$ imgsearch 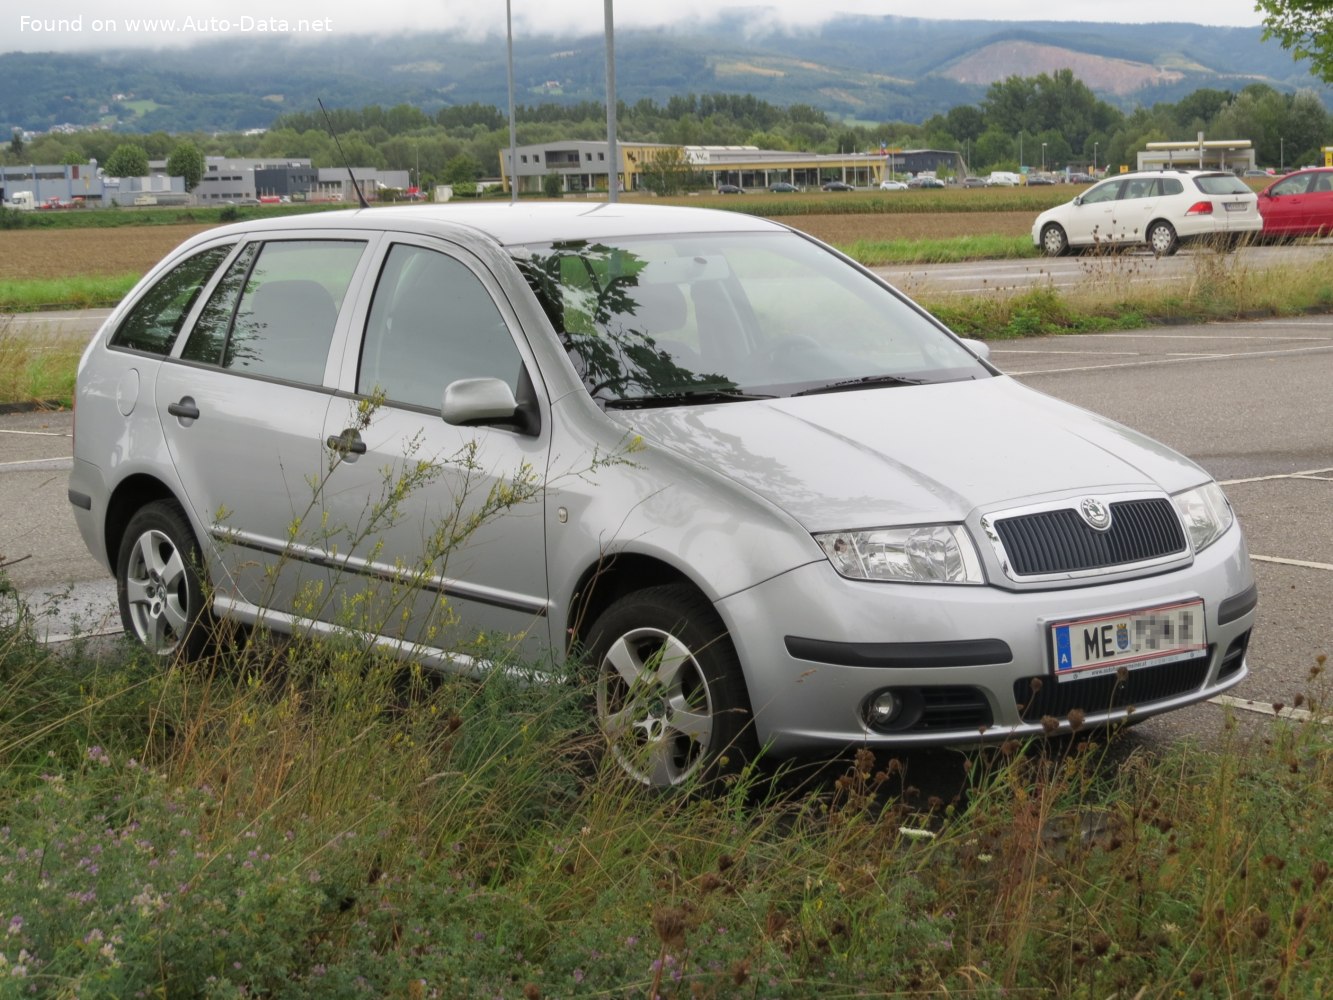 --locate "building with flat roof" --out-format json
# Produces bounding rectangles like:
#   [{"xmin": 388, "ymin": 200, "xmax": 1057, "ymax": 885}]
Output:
[
  {"xmin": 1136, "ymin": 138, "xmax": 1256, "ymax": 173},
  {"xmin": 498, "ymin": 141, "xmax": 969, "ymax": 194}
]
